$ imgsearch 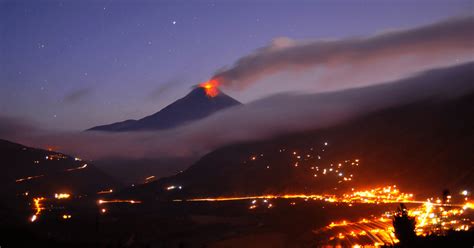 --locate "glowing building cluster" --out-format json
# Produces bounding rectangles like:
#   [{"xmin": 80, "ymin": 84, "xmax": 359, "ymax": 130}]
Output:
[
  {"xmin": 340, "ymin": 185, "xmax": 414, "ymax": 204},
  {"xmin": 45, "ymin": 153, "xmax": 68, "ymax": 161},
  {"xmin": 245, "ymin": 141, "xmax": 361, "ymax": 187},
  {"xmin": 315, "ymin": 191, "xmax": 473, "ymax": 247}
]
